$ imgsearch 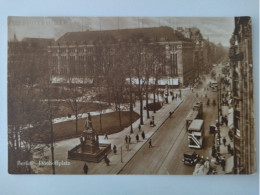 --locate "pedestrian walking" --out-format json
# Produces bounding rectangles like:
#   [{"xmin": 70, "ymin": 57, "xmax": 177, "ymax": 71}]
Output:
[
  {"xmin": 228, "ymin": 129, "xmax": 233, "ymax": 141},
  {"xmin": 83, "ymin": 163, "xmax": 88, "ymax": 174},
  {"xmin": 221, "ymin": 157, "xmax": 226, "ymax": 171},
  {"xmin": 128, "ymin": 135, "xmax": 131, "ymax": 144},
  {"xmin": 215, "ymin": 154, "xmax": 221, "ymax": 165},
  {"xmin": 222, "ymin": 116, "xmax": 225, "ymax": 125},
  {"xmin": 80, "ymin": 135, "xmax": 83, "ymax": 144},
  {"xmin": 104, "ymin": 153, "xmax": 110, "ymax": 166},
  {"xmin": 138, "ymin": 124, "xmax": 141, "ymax": 132},
  {"xmin": 136, "ymin": 134, "xmax": 139, "ymax": 142},
  {"xmin": 149, "ymin": 139, "xmax": 153, "ymax": 148},
  {"xmin": 196, "ymin": 93, "xmax": 198, "ymax": 98},
  {"xmin": 141, "ymin": 131, "xmax": 145, "ymax": 140},
  {"xmin": 227, "ymin": 144, "xmax": 231, "ymax": 153},
  {"xmin": 212, "ymin": 146, "xmax": 216, "ymax": 157},
  {"xmin": 152, "ymin": 116, "xmax": 155, "ymax": 126},
  {"xmin": 113, "ymin": 145, "xmax": 117, "ymax": 154},
  {"xmin": 150, "ymin": 120, "xmax": 153, "ymax": 127},
  {"xmin": 125, "ymin": 135, "xmax": 128, "ymax": 144},
  {"xmin": 104, "ymin": 133, "xmax": 108, "ymax": 139},
  {"xmin": 204, "ymin": 157, "xmax": 210, "ymax": 174},
  {"xmin": 223, "ymin": 137, "xmax": 226, "ymax": 146},
  {"xmin": 165, "ymin": 97, "xmax": 168, "ymax": 104},
  {"xmin": 105, "ymin": 157, "xmax": 110, "ymax": 166},
  {"xmin": 169, "ymin": 111, "xmax": 173, "ymax": 118},
  {"xmin": 225, "ymin": 115, "xmax": 228, "ymax": 126}
]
